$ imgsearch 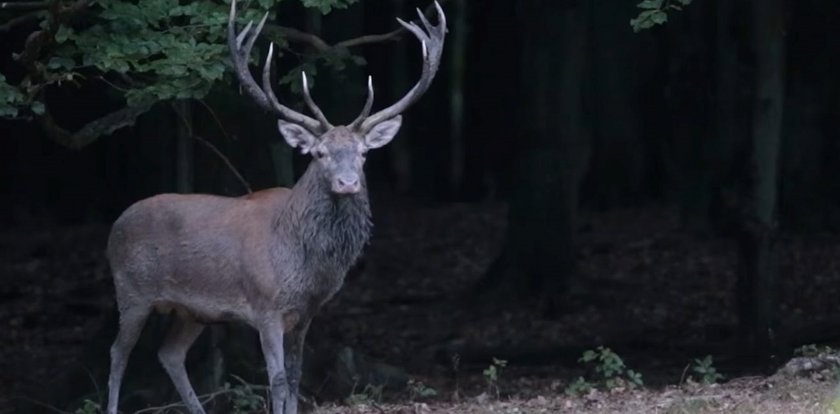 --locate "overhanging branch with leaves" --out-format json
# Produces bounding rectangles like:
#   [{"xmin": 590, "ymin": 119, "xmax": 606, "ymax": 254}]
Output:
[{"xmin": 0, "ymin": 0, "xmax": 445, "ymax": 148}]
